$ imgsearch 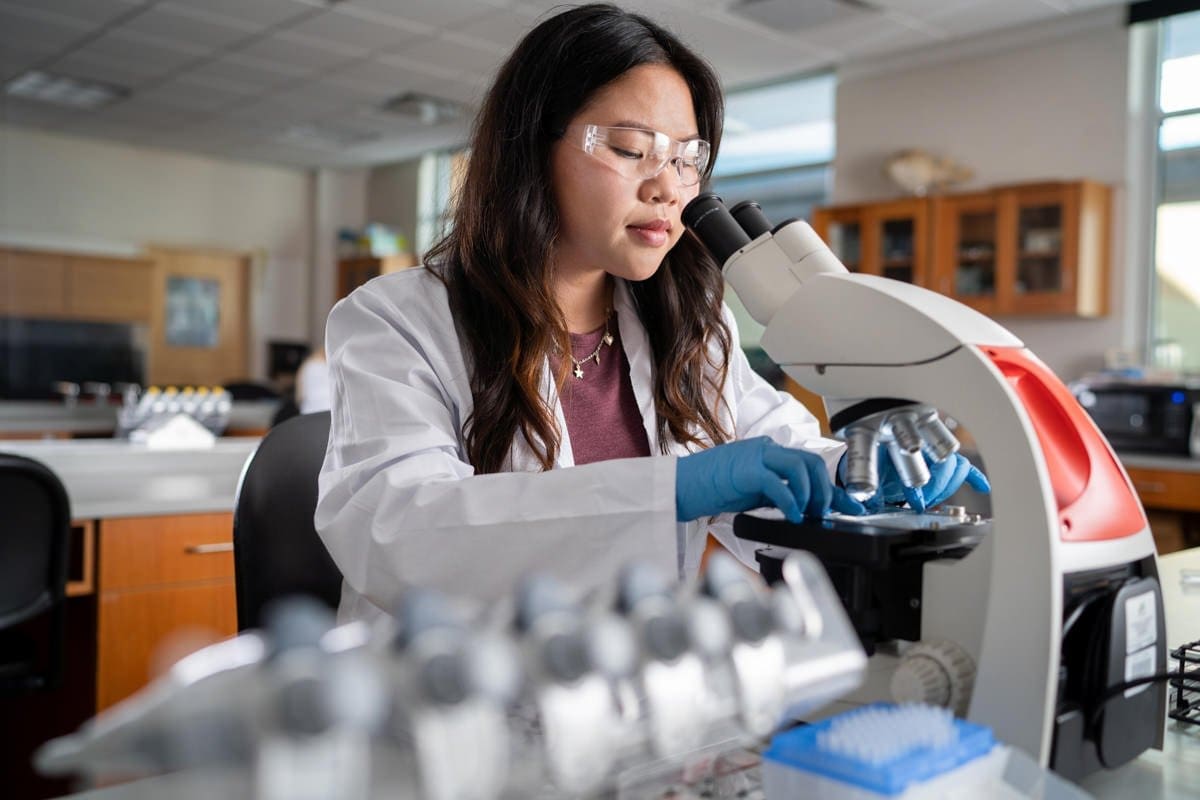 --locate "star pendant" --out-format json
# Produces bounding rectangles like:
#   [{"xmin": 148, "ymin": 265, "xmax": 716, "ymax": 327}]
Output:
[{"xmin": 574, "ymin": 363, "xmax": 584, "ymax": 379}]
